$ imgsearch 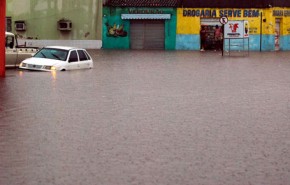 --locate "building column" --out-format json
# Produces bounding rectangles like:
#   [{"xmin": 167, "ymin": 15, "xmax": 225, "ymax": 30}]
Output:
[{"xmin": 0, "ymin": 0, "xmax": 6, "ymax": 77}]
